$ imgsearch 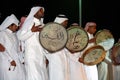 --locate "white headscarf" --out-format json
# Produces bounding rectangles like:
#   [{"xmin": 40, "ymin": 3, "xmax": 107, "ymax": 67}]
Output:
[
  {"xmin": 84, "ymin": 22, "xmax": 96, "ymax": 31},
  {"xmin": 0, "ymin": 14, "xmax": 19, "ymax": 31},
  {"xmin": 20, "ymin": 6, "xmax": 44, "ymax": 30},
  {"xmin": 54, "ymin": 14, "xmax": 68, "ymax": 24},
  {"xmin": 71, "ymin": 23, "xmax": 79, "ymax": 26}
]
